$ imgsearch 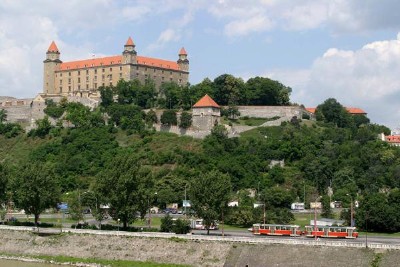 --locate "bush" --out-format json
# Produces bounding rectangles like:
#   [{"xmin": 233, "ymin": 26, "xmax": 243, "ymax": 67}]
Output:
[{"xmin": 173, "ymin": 218, "xmax": 190, "ymax": 234}]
